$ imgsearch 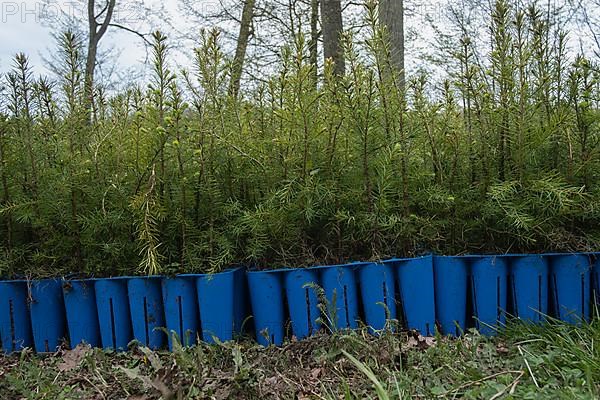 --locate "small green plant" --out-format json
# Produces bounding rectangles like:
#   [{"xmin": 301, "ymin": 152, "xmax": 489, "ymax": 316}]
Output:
[
  {"xmin": 306, "ymin": 282, "xmax": 340, "ymax": 334},
  {"xmin": 131, "ymin": 167, "xmax": 164, "ymax": 276}
]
